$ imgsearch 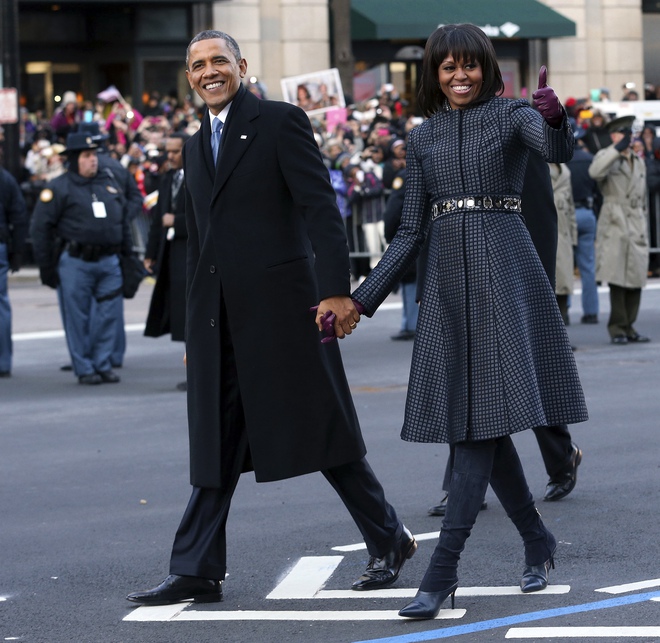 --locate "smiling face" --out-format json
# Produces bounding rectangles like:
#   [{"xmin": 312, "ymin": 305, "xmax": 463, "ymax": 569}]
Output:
[
  {"xmin": 438, "ymin": 55, "xmax": 483, "ymax": 110},
  {"xmin": 186, "ymin": 37, "xmax": 247, "ymax": 115}
]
